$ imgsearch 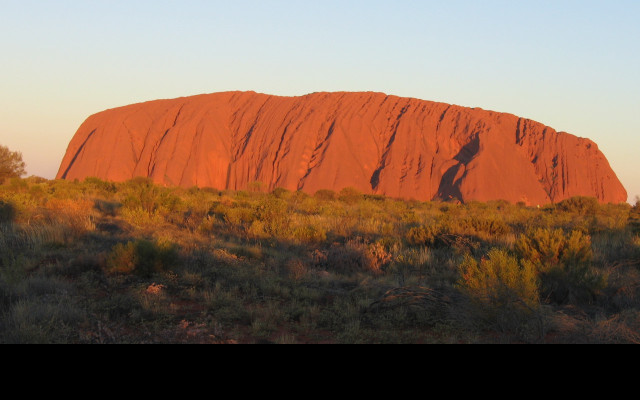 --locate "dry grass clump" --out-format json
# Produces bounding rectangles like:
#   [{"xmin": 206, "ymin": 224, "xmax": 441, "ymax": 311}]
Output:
[{"xmin": 312, "ymin": 239, "xmax": 392, "ymax": 275}]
